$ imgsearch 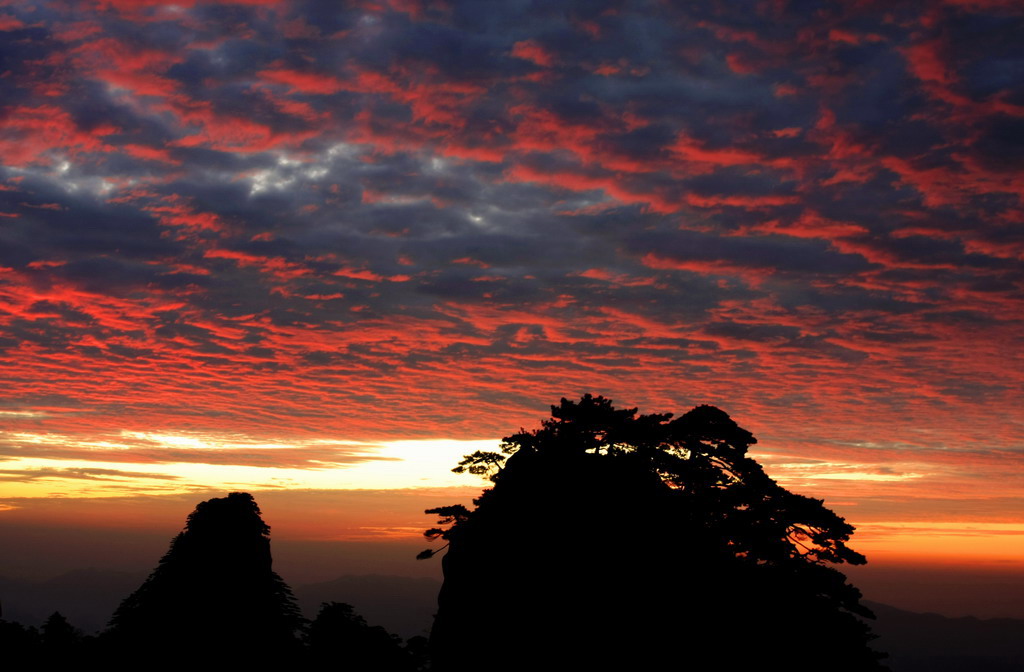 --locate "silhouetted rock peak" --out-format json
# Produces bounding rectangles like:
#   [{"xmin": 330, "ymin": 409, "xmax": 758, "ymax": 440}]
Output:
[
  {"xmin": 171, "ymin": 491, "xmax": 274, "ymax": 572},
  {"xmin": 185, "ymin": 491, "xmax": 271, "ymax": 537},
  {"xmin": 108, "ymin": 492, "xmax": 302, "ymax": 663}
]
